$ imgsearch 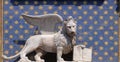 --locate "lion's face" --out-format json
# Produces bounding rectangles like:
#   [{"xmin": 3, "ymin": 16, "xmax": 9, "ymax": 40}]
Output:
[{"xmin": 65, "ymin": 16, "xmax": 77, "ymax": 36}]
